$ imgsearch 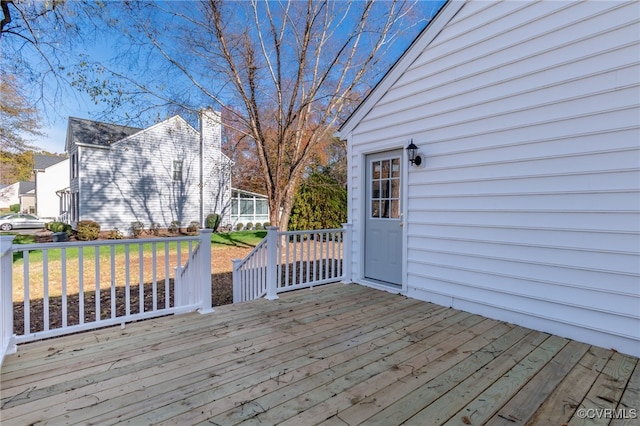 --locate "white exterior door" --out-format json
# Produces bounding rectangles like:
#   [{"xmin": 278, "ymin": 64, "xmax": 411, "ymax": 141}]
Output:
[{"xmin": 364, "ymin": 150, "xmax": 403, "ymax": 286}]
